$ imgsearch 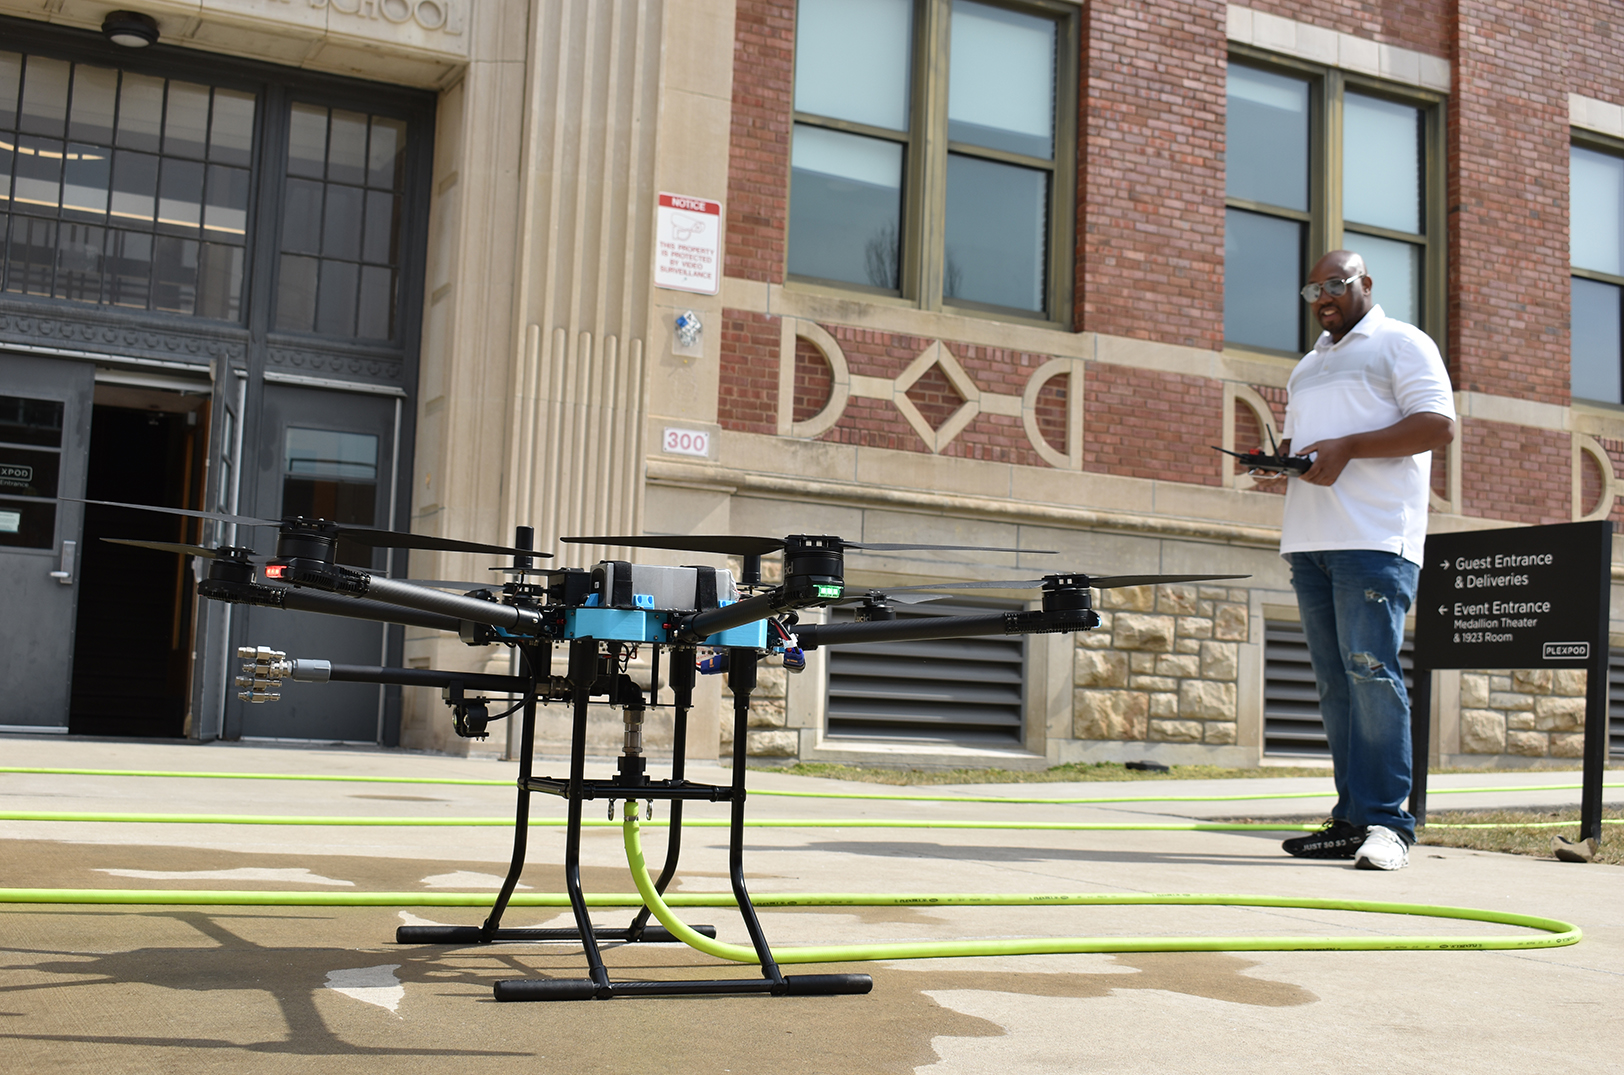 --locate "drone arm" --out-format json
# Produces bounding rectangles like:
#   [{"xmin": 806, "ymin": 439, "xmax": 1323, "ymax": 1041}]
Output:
[
  {"xmin": 794, "ymin": 612, "xmax": 1015, "ymax": 650},
  {"xmin": 278, "ymin": 587, "xmax": 464, "ymax": 633},
  {"xmin": 199, "ymin": 575, "xmax": 464, "ymax": 632},
  {"xmin": 795, "ymin": 605, "xmax": 1100, "ymax": 650},
  {"xmin": 677, "ymin": 589, "xmax": 788, "ymax": 642},
  {"xmin": 358, "ymin": 575, "xmax": 545, "ymax": 634}
]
